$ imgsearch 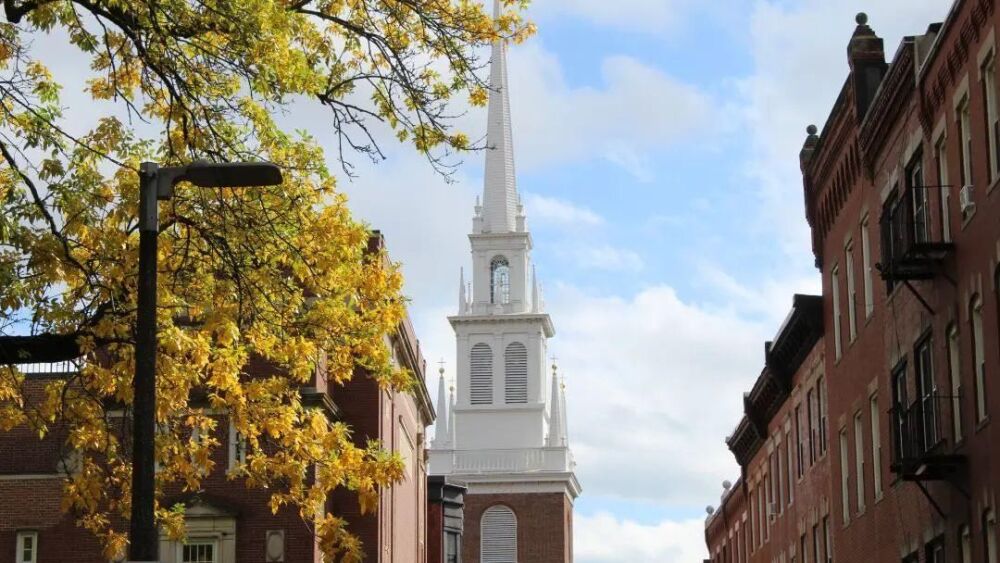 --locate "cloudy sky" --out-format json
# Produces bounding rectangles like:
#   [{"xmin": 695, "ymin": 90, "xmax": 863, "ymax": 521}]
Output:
[
  {"xmin": 332, "ymin": 1, "xmax": 951, "ymax": 560},
  {"xmin": 31, "ymin": 0, "xmax": 953, "ymax": 560}
]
